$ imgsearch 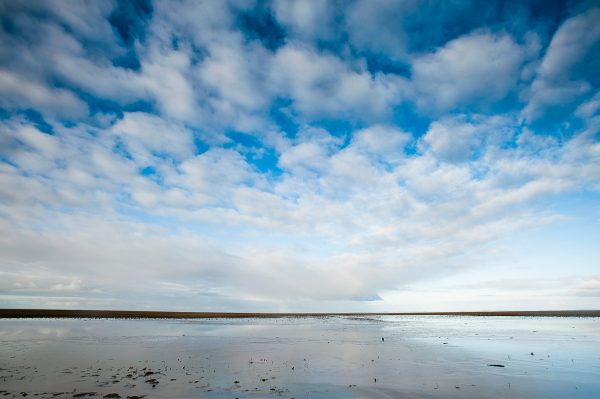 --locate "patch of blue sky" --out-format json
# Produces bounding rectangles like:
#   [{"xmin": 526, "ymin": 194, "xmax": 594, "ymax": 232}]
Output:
[
  {"xmin": 491, "ymin": 193, "xmax": 600, "ymax": 277},
  {"xmin": 308, "ymin": 118, "xmax": 357, "ymax": 141},
  {"xmin": 362, "ymin": 54, "xmax": 411, "ymax": 77},
  {"xmin": 225, "ymin": 130, "xmax": 263, "ymax": 149},
  {"xmin": 539, "ymin": 190, "xmax": 600, "ymax": 218},
  {"xmin": 237, "ymin": 5, "xmax": 286, "ymax": 51},
  {"xmin": 528, "ymin": 110, "xmax": 589, "ymax": 141},
  {"xmin": 22, "ymin": 110, "xmax": 54, "ymax": 134},
  {"xmin": 107, "ymin": 0, "xmax": 153, "ymax": 46},
  {"xmin": 193, "ymin": 136, "xmax": 210, "ymax": 156},
  {"xmin": 77, "ymin": 91, "xmax": 157, "ymax": 118},
  {"xmin": 0, "ymin": 155, "xmax": 16, "ymax": 170},
  {"xmin": 0, "ymin": 108, "xmax": 11, "ymax": 120},
  {"xmin": 111, "ymin": 48, "xmax": 143, "ymax": 71},
  {"xmin": 139, "ymin": 166, "xmax": 164, "ymax": 186},
  {"xmin": 392, "ymin": 103, "xmax": 431, "ymax": 141},
  {"xmin": 223, "ymin": 130, "xmax": 280, "ymax": 175},
  {"xmin": 269, "ymin": 98, "xmax": 299, "ymax": 138},
  {"xmin": 111, "ymin": 138, "xmax": 134, "ymax": 161},
  {"xmin": 248, "ymin": 147, "xmax": 282, "ymax": 177},
  {"xmin": 0, "ymin": 109, "xmax": 54, "ymax": 135}
]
